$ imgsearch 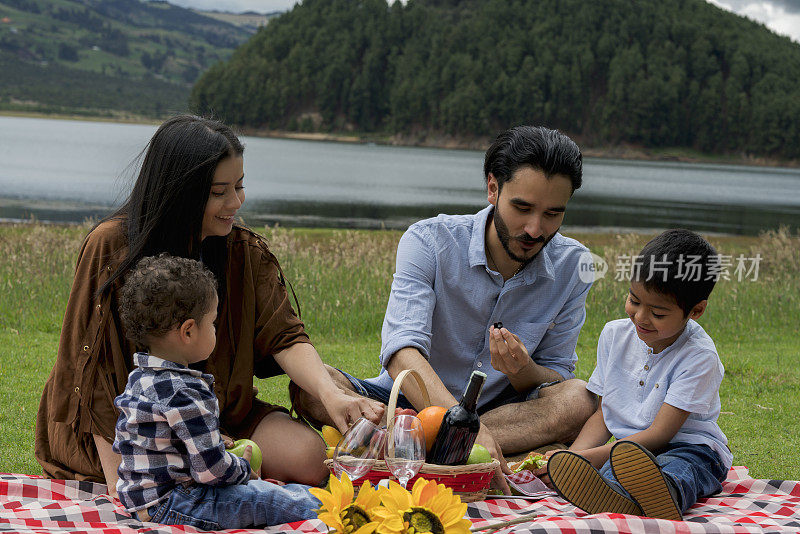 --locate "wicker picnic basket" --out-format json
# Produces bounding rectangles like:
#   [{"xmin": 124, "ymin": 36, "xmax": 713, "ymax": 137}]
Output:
[{"xmin": 324, "ymin": 369, "xmax": 499, "ymax": 502}]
